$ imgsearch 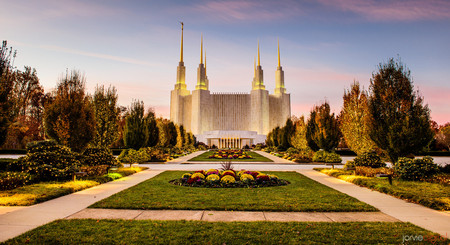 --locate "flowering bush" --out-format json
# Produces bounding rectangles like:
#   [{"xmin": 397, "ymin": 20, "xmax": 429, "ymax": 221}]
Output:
[
  {"xmin": 208, "ymin": 150, "xmax": 253, "ymax": 159},
  {"xmin": 171, "ymin": 169, "xmax": 288, "ymax": 188},
  {"xmin": 220, "ymin": 175, "xmax": 236, "ymax": 184},
  {"xmin": 191, "ymin": 172, "xmax": 205, "ymax": 179},
  {"xmin": 206, "ymin": 174, "xmax": 220, "ymax": 182},
  {"xmin": 0, "ymin": 172, "xmax": 33, "ymax": 191}
]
